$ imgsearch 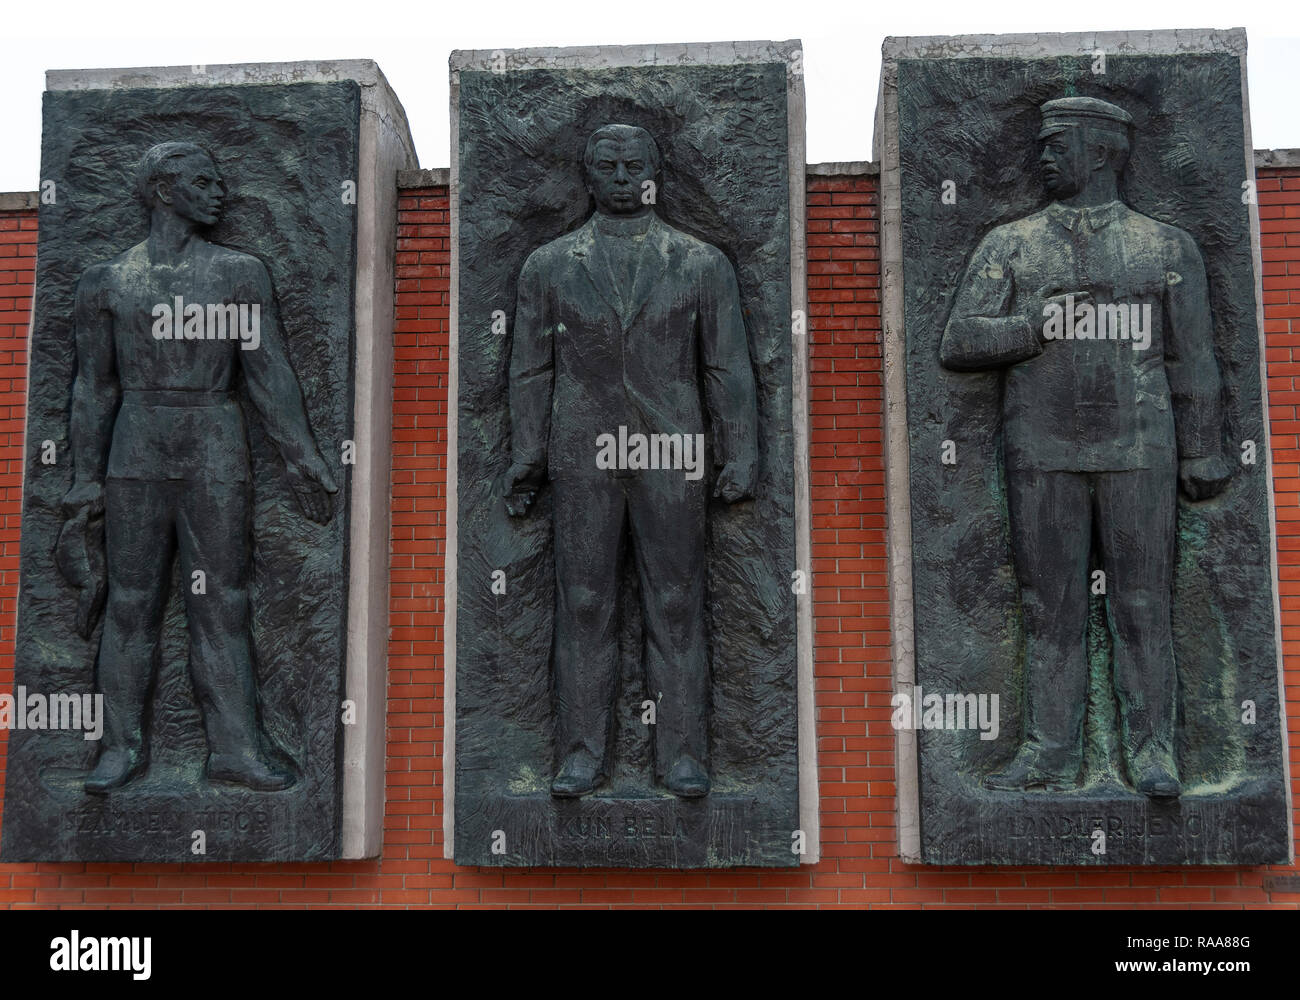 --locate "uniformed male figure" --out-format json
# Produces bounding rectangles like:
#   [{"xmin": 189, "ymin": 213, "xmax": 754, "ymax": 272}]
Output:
[
  {"xmin": 63, "ymin": 141, "xmax": 338, "ymax": 793},
  {"xmin": 500, "ymin": 124, "xmax": 759, "ymax": 799},
  {"xmin": 941, "ymin": 98, "xmax": 1231, "ymax": 798}
]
